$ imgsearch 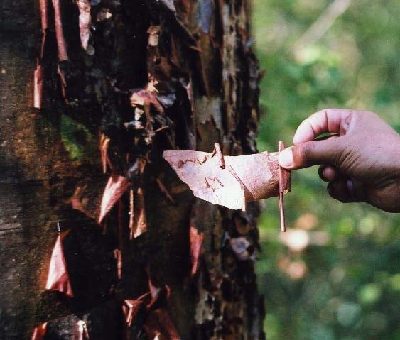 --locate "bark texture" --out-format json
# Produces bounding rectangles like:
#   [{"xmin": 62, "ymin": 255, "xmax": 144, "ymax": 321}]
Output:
[{"xmin": 0, "ymin": 0, "xmax": 264, "ymax": 339}]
